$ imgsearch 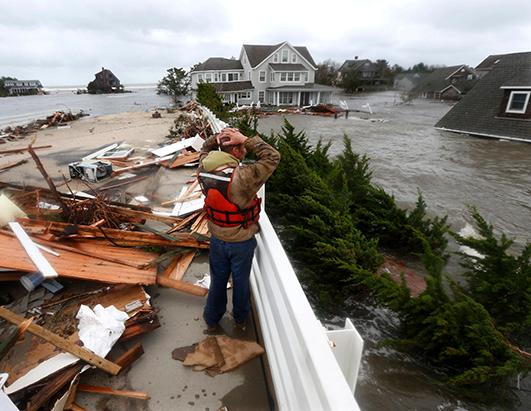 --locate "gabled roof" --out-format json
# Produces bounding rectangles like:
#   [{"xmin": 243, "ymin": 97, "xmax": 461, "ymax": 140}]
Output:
[
  {"xmin": 338, "ymin": 59, "xmax": 373, "ymax": 72},
  {"xmin": 436, "ymin": 52, "xmax": 531, "ymax": 142},
  {"xmin": 194, "ymin": 58, "xmax": 243, "ymax": 71},
  {"xmin": 411, "ymin": 65, "xmax": 473, "ymax": 94},
  {"xmin": 242, "ymin": 42, "xmax": 316, "ymax": 68}
]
